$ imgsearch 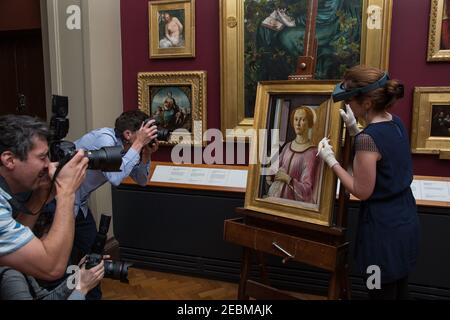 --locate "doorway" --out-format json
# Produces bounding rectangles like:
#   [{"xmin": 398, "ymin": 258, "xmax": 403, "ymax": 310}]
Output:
[{"xmin": 0, "ymin": 0, "xmax": 47, "ymax": 119}]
